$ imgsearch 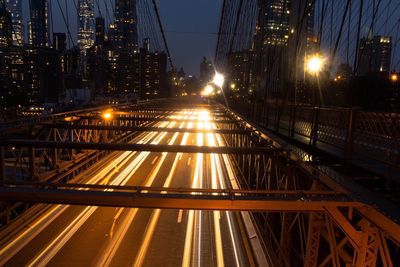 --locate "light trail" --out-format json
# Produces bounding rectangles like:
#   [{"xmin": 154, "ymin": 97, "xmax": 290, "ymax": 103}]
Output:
[
  {"xmin": 26, "ymin": 121, "xmax": 177, "ymax": 266},
  {"xmin": 133, "ymin": 121, "xmax": 191, "ymax": 266},
  {"xmin": 212, "ymin": 122, "xmax": 248, "ymax": 267},
  {"xmin": 182, "ymin": 114, "xmax": 204, "ymax": 267},
  {"xmin": 0, "ymin": 124, "xmax": 167, "ymax": 264}
]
